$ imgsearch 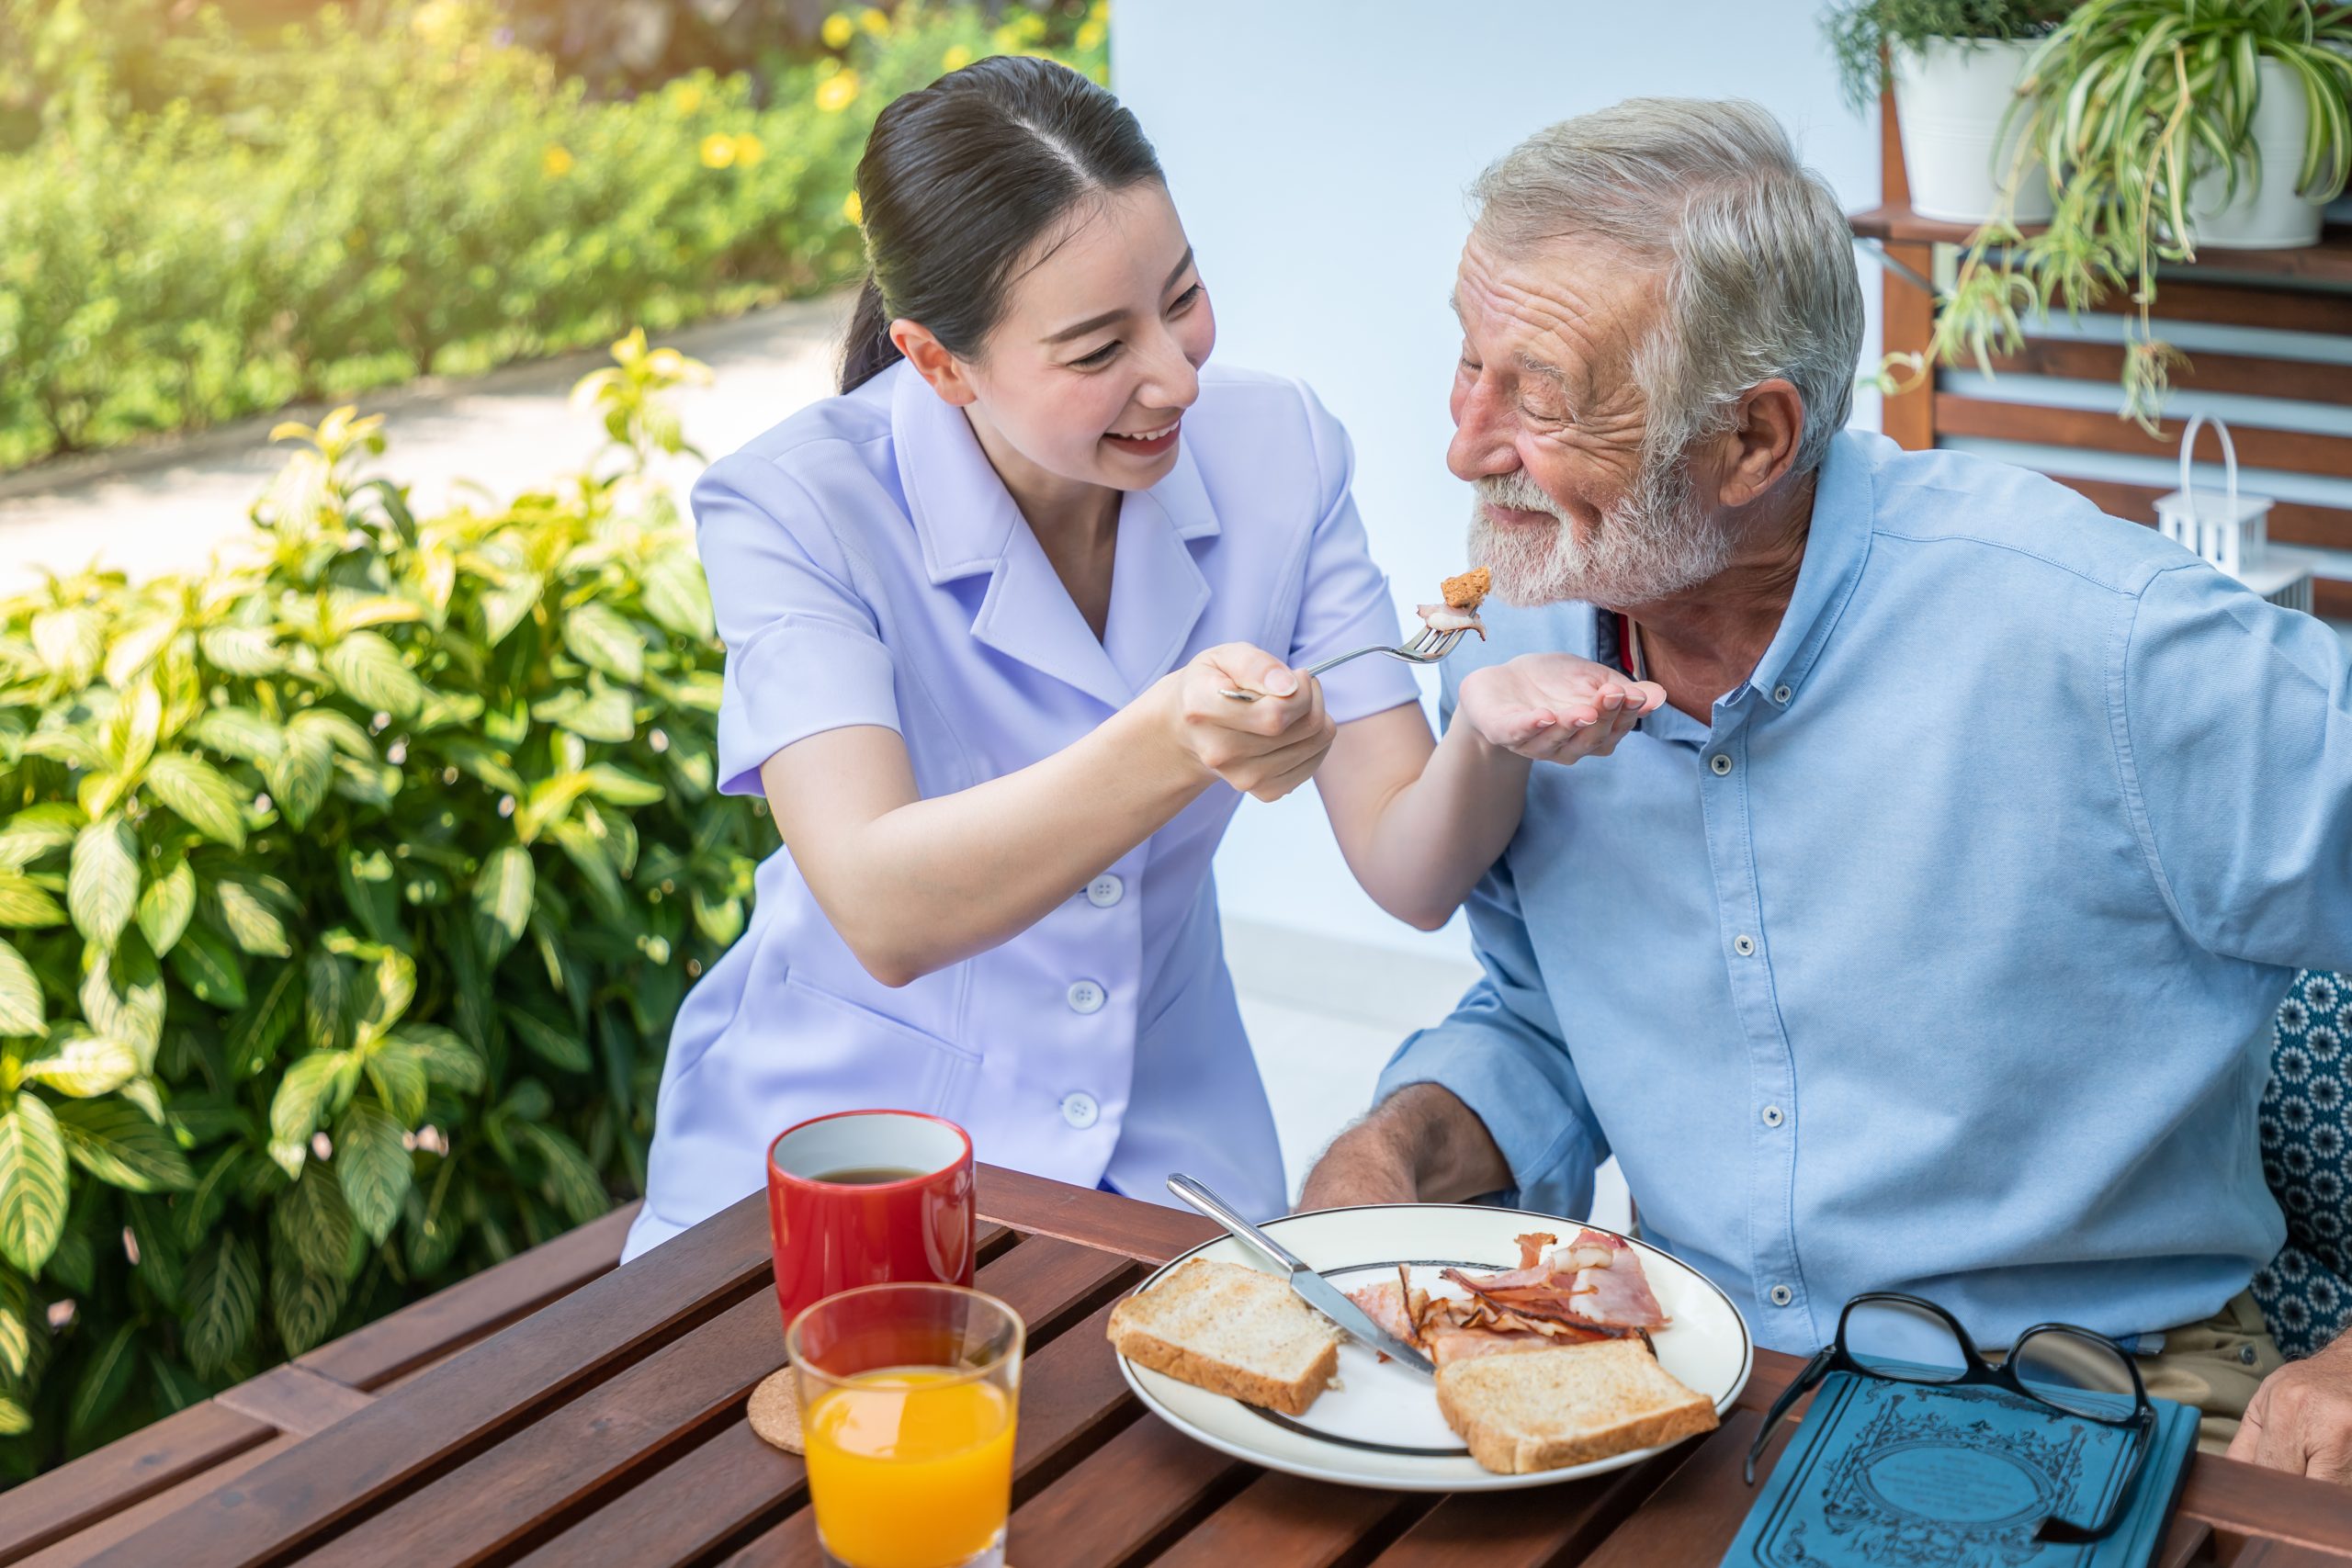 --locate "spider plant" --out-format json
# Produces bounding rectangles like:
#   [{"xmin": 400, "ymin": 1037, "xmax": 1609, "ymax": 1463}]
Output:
[
  {"xmin": 1897, "ymin": 0, "xmax": 2352, "ymax": 430},
  {"xmin": 1823, "ymin": 0, "xmax": 2073, "ymax": 116}
]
